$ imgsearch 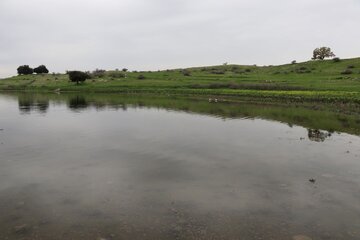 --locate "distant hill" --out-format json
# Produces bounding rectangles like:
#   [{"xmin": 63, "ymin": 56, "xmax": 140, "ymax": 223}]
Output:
[{"xmin": 1, "ymin": 57, "xmax": 359, "ymax": 102}]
